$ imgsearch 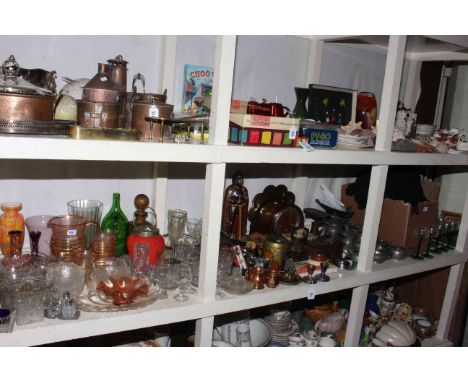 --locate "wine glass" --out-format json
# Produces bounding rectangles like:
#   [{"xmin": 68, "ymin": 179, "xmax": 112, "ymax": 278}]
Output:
[
  {"xmin": 421, "ymin": 227, "xmax": 434, "ymax": 259},
  {"xmin": 425, "ymin": 226, "xmax": 439, "ymax": 257},
  {"xmin": 186, "ymin": 218, "xmax": 202, "ymax": 247},
  {"xmin": 411, "ymin": 228, "xmax": 427, "ymax": 260},
  {"xmin": 173, "ymin": 265, "xmax": 190, "ymax": 302}
]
